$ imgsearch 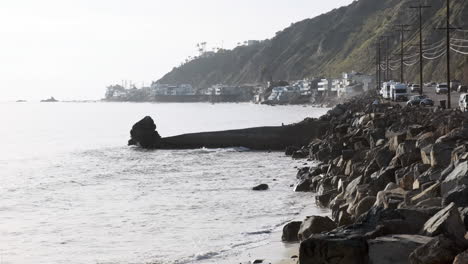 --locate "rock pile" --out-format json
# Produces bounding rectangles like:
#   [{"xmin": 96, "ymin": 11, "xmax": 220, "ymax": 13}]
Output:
[{"xmin": 284, "ymin": 92, "xmax": 468, "ymax": 264}]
